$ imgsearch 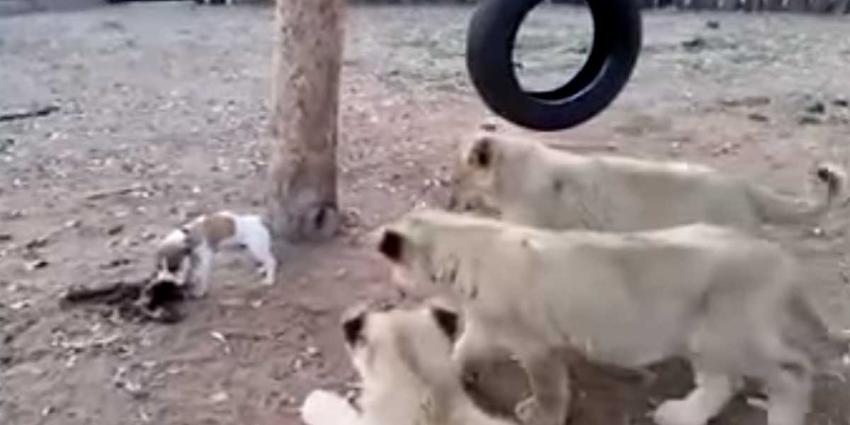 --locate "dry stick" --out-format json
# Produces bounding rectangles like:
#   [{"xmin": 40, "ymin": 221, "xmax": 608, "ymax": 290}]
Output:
[
  {"xmin": 84, "ymin": 185, "xmax": 143, "ymax": 200},
  {"xmin": 0, "ymin": 105, "xmax": 59, "ymax": 122}
]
